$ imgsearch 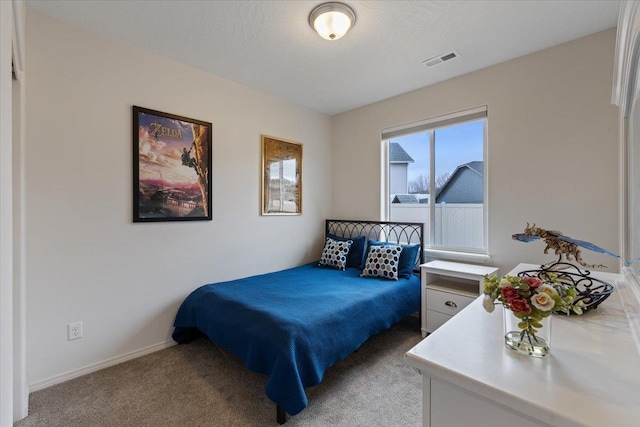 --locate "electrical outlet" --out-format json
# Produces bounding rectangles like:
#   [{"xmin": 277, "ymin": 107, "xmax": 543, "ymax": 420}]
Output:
[{"xmin": 68, "ymin": 322, "xmax": 82, "ymax": 341}]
